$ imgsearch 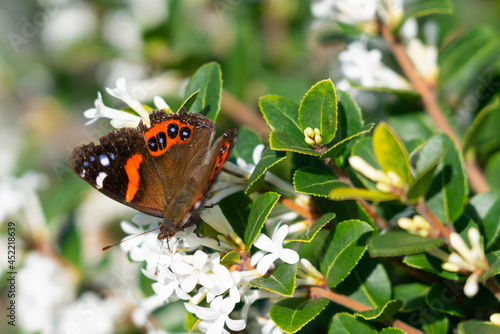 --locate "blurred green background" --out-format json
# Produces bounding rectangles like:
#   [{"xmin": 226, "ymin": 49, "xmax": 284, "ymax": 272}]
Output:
[{"xmin": 1, "ymin": 0, "xmax": 500, "ymax": 333}]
